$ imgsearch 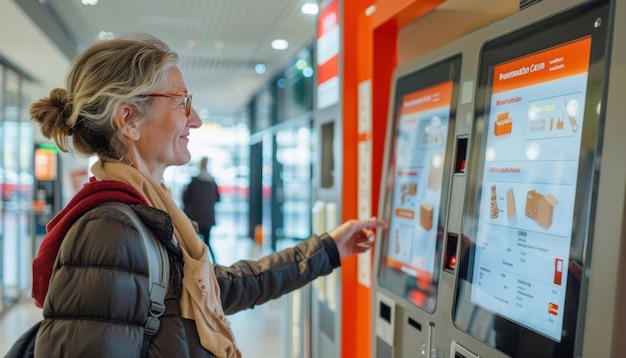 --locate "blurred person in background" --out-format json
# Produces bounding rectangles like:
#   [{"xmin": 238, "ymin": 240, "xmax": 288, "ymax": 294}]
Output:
[
  {"xmin": 26, "ymin": 33, "xmax": 387, "ymax": 357},
  {"xmin": 183, "ymin": 156, "xmax": 220, "ymax": 262}
]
